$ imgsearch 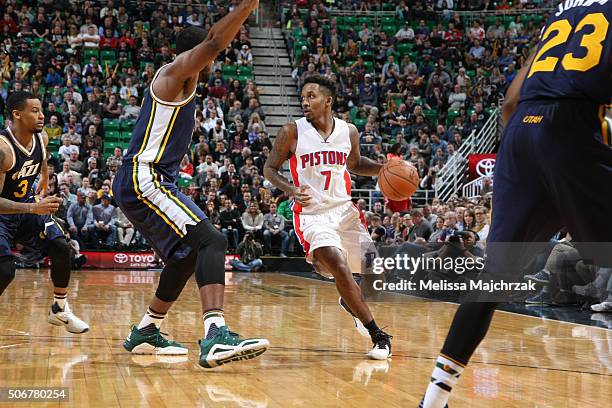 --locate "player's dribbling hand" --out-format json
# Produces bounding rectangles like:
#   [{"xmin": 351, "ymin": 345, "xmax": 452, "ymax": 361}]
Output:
[
  {"xmin": 31, "ymin": 196, "xmax": 62, "ymax": 215},
  {"xmin": 293, "ymin": 186, "xmax": 312, "ymax": 207}
]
